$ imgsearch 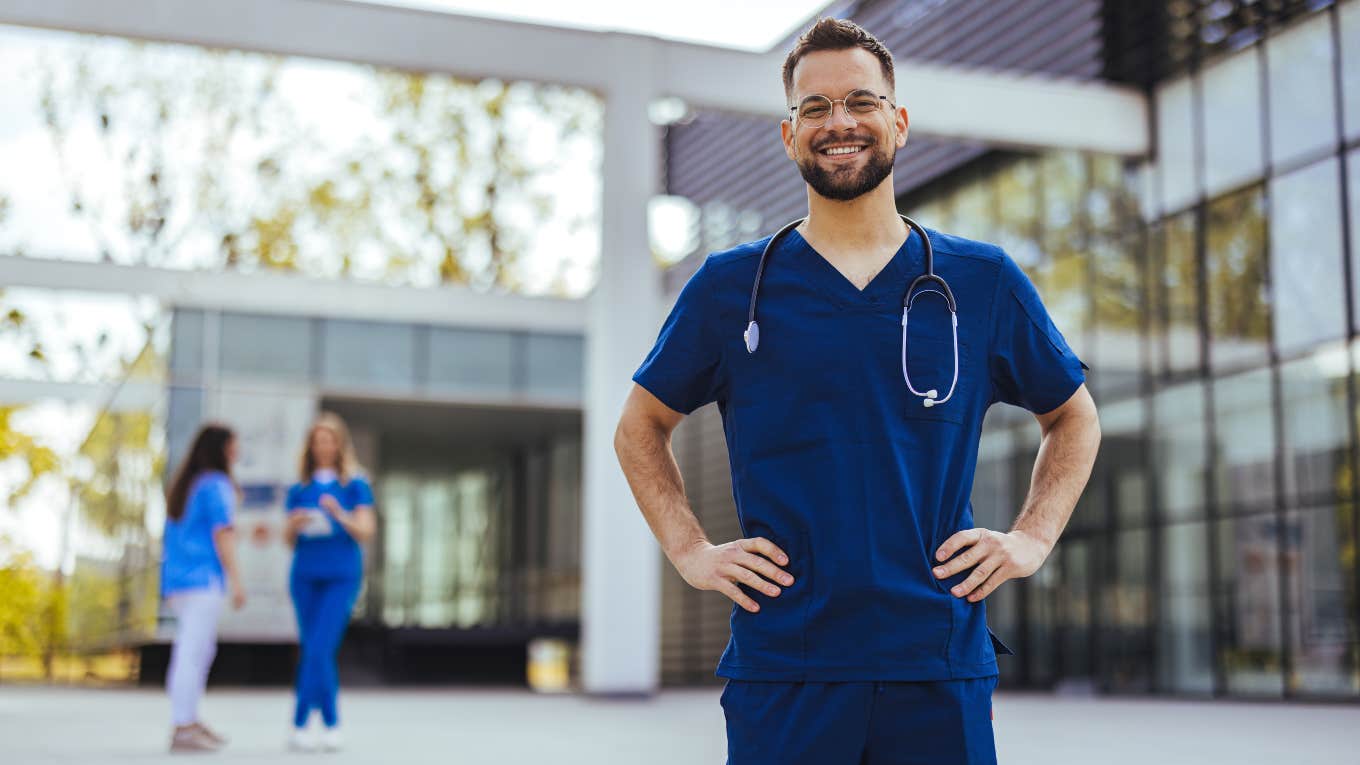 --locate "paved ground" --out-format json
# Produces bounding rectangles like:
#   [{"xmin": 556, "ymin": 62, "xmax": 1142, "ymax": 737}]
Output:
[{"xmin": 0, "ymin": 685, "xmax": 1356, "ymax": 764}]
